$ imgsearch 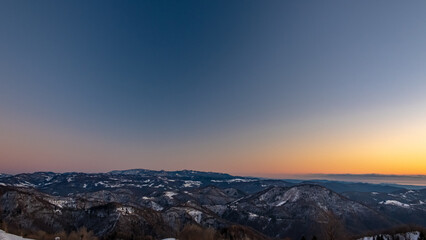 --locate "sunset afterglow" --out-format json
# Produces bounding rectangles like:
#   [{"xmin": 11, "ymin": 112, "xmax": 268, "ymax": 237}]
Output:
[{"xmin": 1, "ymin": 1, "xmax": 426, "ymax": 177}]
